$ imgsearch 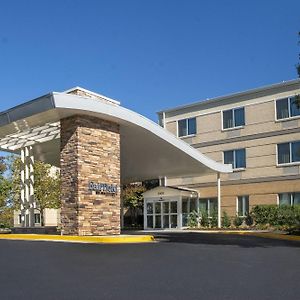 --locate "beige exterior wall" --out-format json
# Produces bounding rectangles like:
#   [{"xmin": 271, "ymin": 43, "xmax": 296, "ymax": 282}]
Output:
[
  {"xmin": 14, "ymin": 209, "xmax": 61, "ymax": 227},
  {"xmin": 163, "ymin": 81, "xmax": 300, "ymax": 216}
]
